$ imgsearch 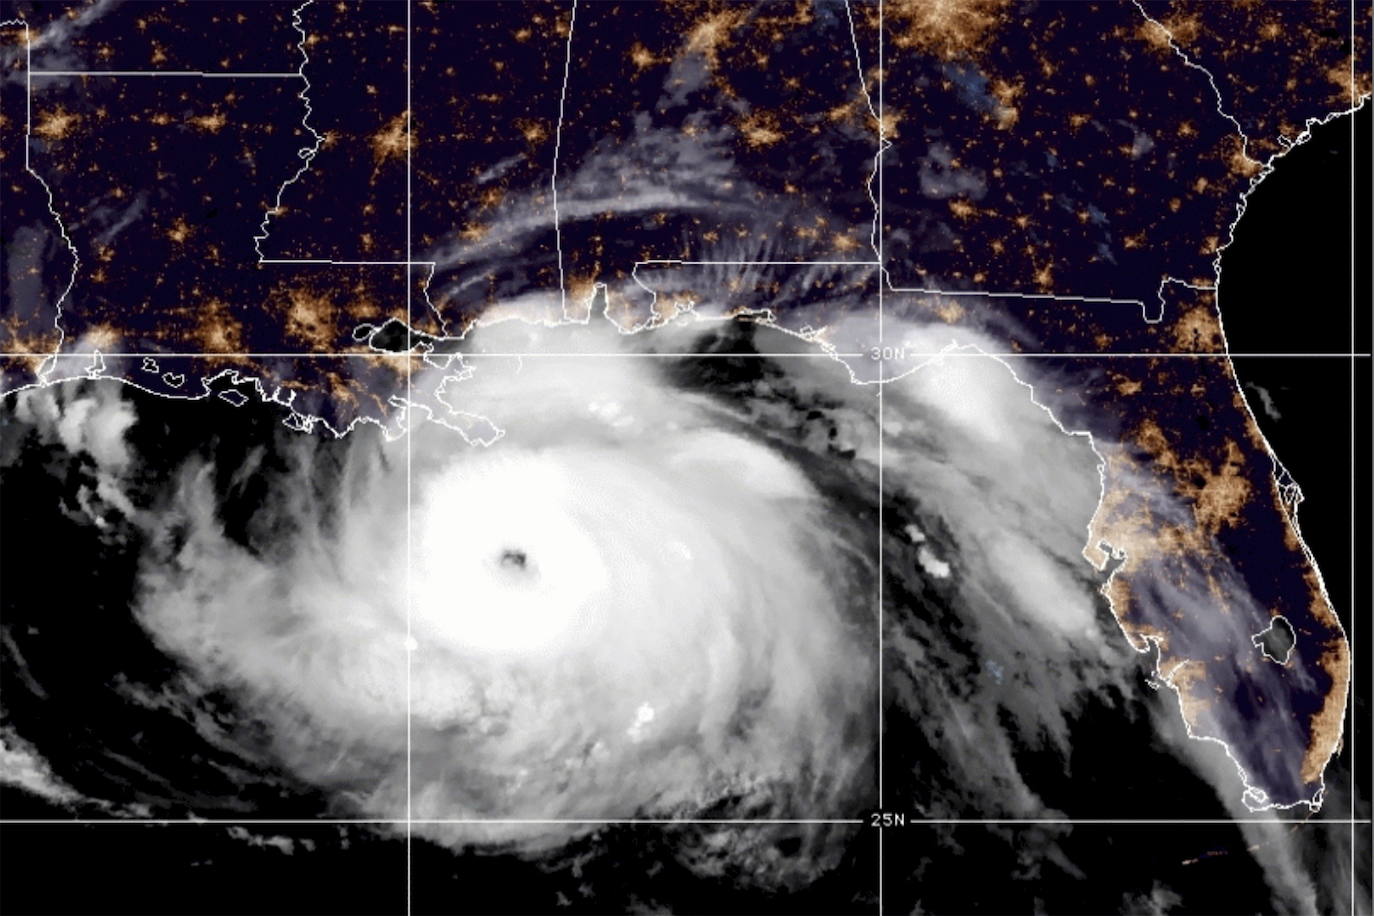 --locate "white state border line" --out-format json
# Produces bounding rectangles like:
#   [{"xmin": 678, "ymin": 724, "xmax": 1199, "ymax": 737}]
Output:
[
  {"xmin": 551, "ymin": 0, "xmax": 578, "ymax": 322},
  {"xmin": 248, "ymin": 0, "xmax": 454, "ymax": 335},
  {"xmin": 29, "ymin": 70, "xmax": 301, "ymax": 77},
  {"xmin": 1089, "ymin": 3, "xmax": 1370, "ymax": 825},
  {"xmin": 246, "ymin": 0, "xmax": 1189, "ymax": 344},
  {"xmin": 250, "ymin": 0, "xmax": 325, "ymax": 267},
  {"xmin": 843, "ymin": 0, "xmax": 883, "ymax": 268},
  {"xmin": 249, "ymin": 257, "xmax": 1181, "ymax": 328},
  {"xmin": 260, "ymin": 259, "xmax": 426, "ymax": 265},
  {"xmin": 2, "ymin": 18, "xmax": 79, "ymax": 369},
  {"xmin": 1130, "ymin": 0, "xmax": 1261, "ymax": 163},
  {"xmin": 874, "ymin": 0, "xmax": 886, "ymax": 902},
  {"xmin": 8, "ymin": 4, "xmax": 1356, "ymax": 360},
  {"xmin": 2, "ymin": 0, "xmax": 1367, "ymax": 894}
]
